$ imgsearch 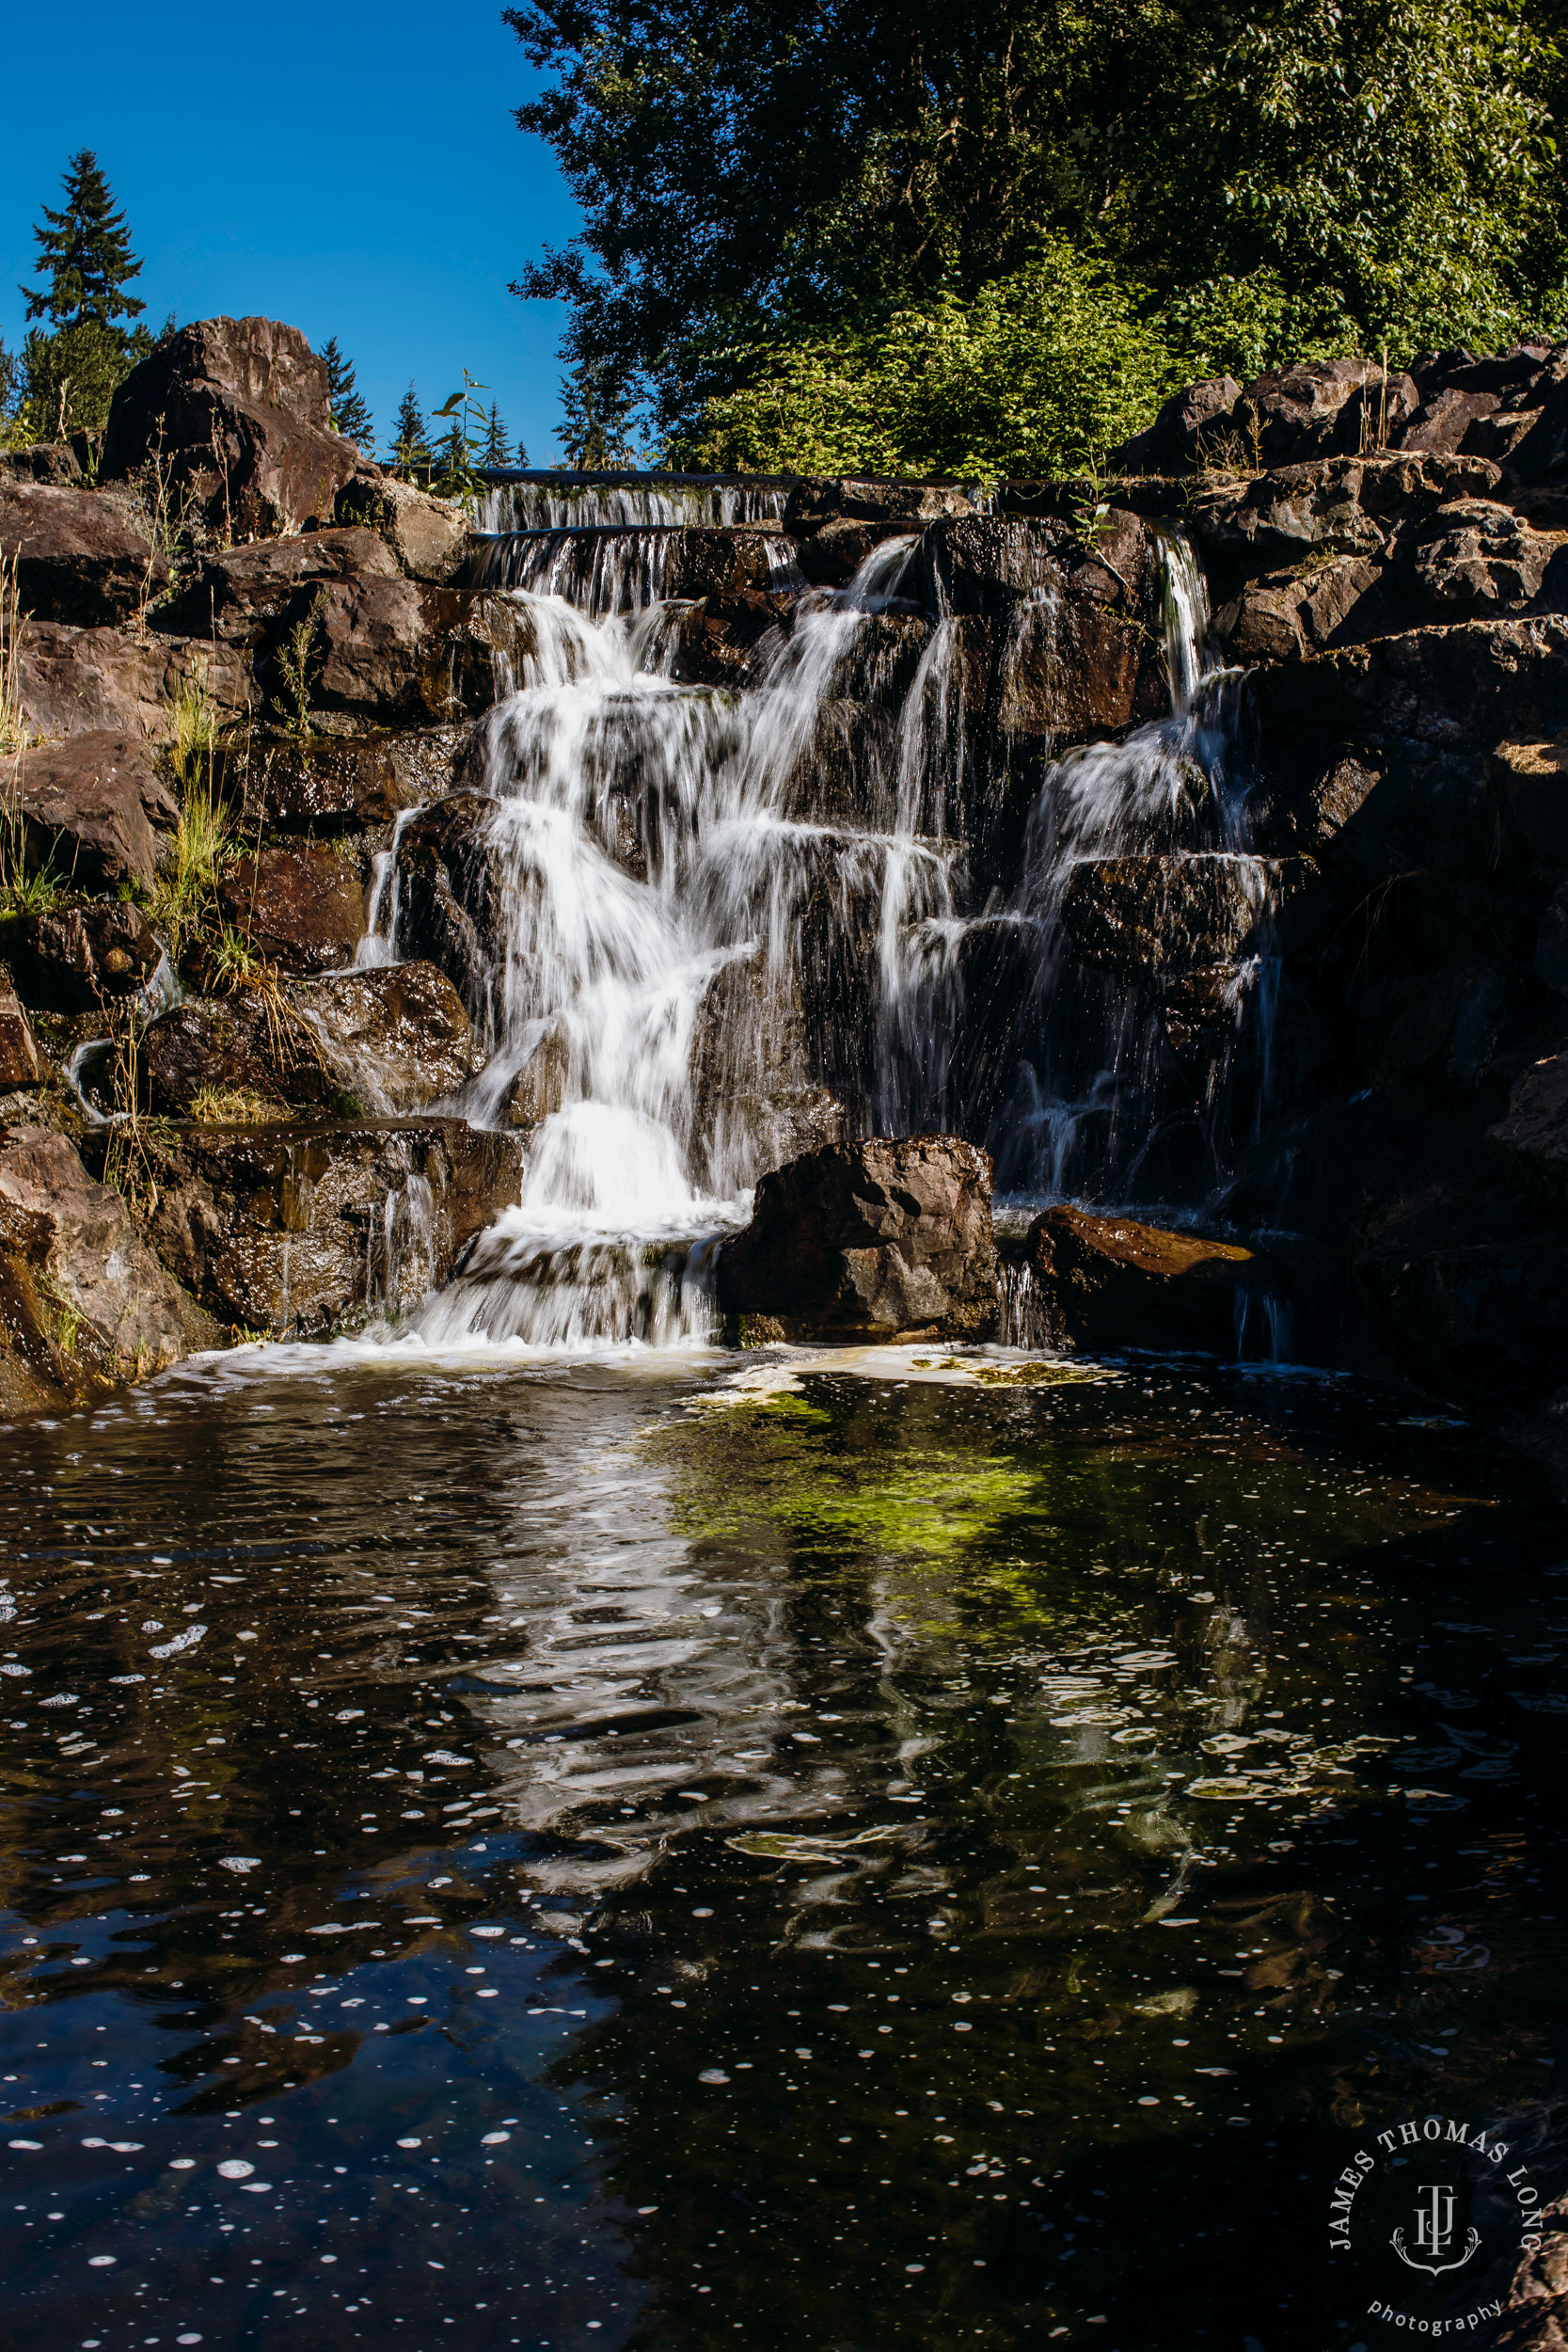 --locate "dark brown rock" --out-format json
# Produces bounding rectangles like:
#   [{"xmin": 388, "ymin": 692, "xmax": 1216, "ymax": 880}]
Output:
[
  {"xmin": 384, "ymin": 793, "xmax": 504, "ymax": 1005},
  {"xmin": 1214, "ymin": 555, "xmax": 1382, "ymax": 660},
  {"xmin": 1503, "ymin": 375, "xmax": 1568, "ymax": 484},
  {"xmin": 0, "ymin": 898, "xmax": 164, "ymax": 1014},
  {"xmin": 336, "ymin": 475, "xmax": 469, "ymax": 581},
  {"xmin": 1254, "ymin": 616, "xmax": 1568, "ymax": 754},
  {"xmin": 1354, "ymin": 963, "xmax": 1508, "ymax": 1091},
  {"xmin": 1353, "ymin": 1182, "xmax": 1568, "ymax": 1400},
  {"xmin": 294, "ymin": 578, "xmax": 528, "ymax": 730},
  {"xmin": 101, "ymin": 315, "xmax": 366, "ymax": 538},
  {"xmin": 1411, "ymin": 501, "xmax": 1560, "ymax": 610},
  {"xmin": 1234, "ymin": 359, "xmax": 1387, "ymax": 464},
  {"xmin": 143, "ymin": 1116, "xmax": 524, "ymax": 1338},
  {"xmin": 784, "ymin": 479, "xmax": 974, "ymax": 527},
  {"xmin": 1060, "ymin": 855, "xmax": 1310, "ymax": 975},
  {"xmin": 1532, "ymin": 882, "xmax": 1568, "ymax": 996},
  {"xmin": 672, "ymin": 588, "xmax": 794, "ymax": 686},
  {"xmin": 716, "ymin": 1134, "xmax": 996, "ymax": 1340},
  {"xmin": 240, "ymin": 726, "xmax": 467, "ymax": 831},
  {"xmin": 1491, "ymin": 739, "xmax": 1568, "ymax": 856},
  {"xmin": 1398, "ymin": 387, "xmax": 1501, "ymax": 455},
  {"xmin": 1, "ymin": 442, "xmax": 83, "ymax": 485},
  {"xmin": 658, "ymin": 528, "xmax": 794, "ymax": 600},
  {"xmin": 17, "ymin": 731, "xmax": 175, "ymax": 892},
  {"xmin": 1021, "ymin": 1204, "xmax": 1284, "ymax": 1356},
  {"xmin": 1489, "ymin": 1052, "xmax": 1568, "ymax": 1192},
  {"xmin": 293, "ymin": 962, "xmax": 480, "ymax": 1113},
  {"xmin": 0, "ymin": 1123, "xmax": 217, "ymax": 1405},
  {"xmin": 17, "ymin": 621, "xmax": 256, "ymax": 740},
  {"xmin": 0, "ymin": 974, "xmax": 41, "ymax": 1089},
  {"xmin": 141, "ymin": 991, "xmax": 328, "ymax": 1119},
  {"xmin": 1111, "ymin": 375, "xmax": 1243, "ymax": 474},
  {"xmin": 158, "ymin": 525, "xmax": 399, "ymax": 644},
  {"xmin": 794, "ymin": 517, "xmax": 911, "ymax": 588},
  {"xmin": 0, "ymin": 481, "xmax": 163, "ymax": 625},
  {"xmin": 218, "ymin": 844, "xmax": 366, "ymax": 975}
]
